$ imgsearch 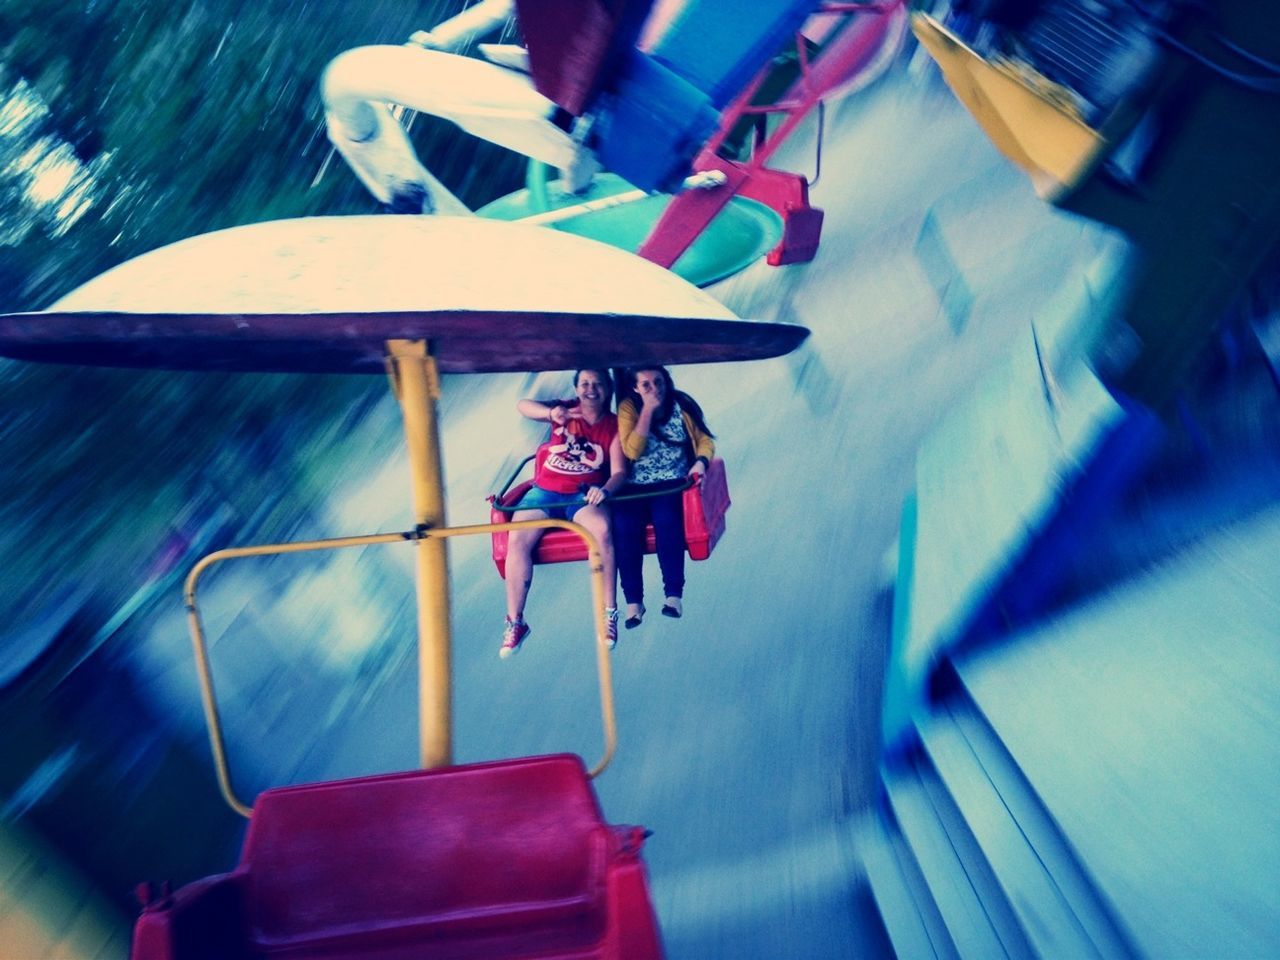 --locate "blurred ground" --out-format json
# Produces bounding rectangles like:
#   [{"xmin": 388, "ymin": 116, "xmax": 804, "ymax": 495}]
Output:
[
  {"xmin": 112, "ymin": 60, "xmax": 1115, "ymax": 957},
  {"xmin": 5, "ymin": 15, "xmax": 1274, "ymax": 959}
]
